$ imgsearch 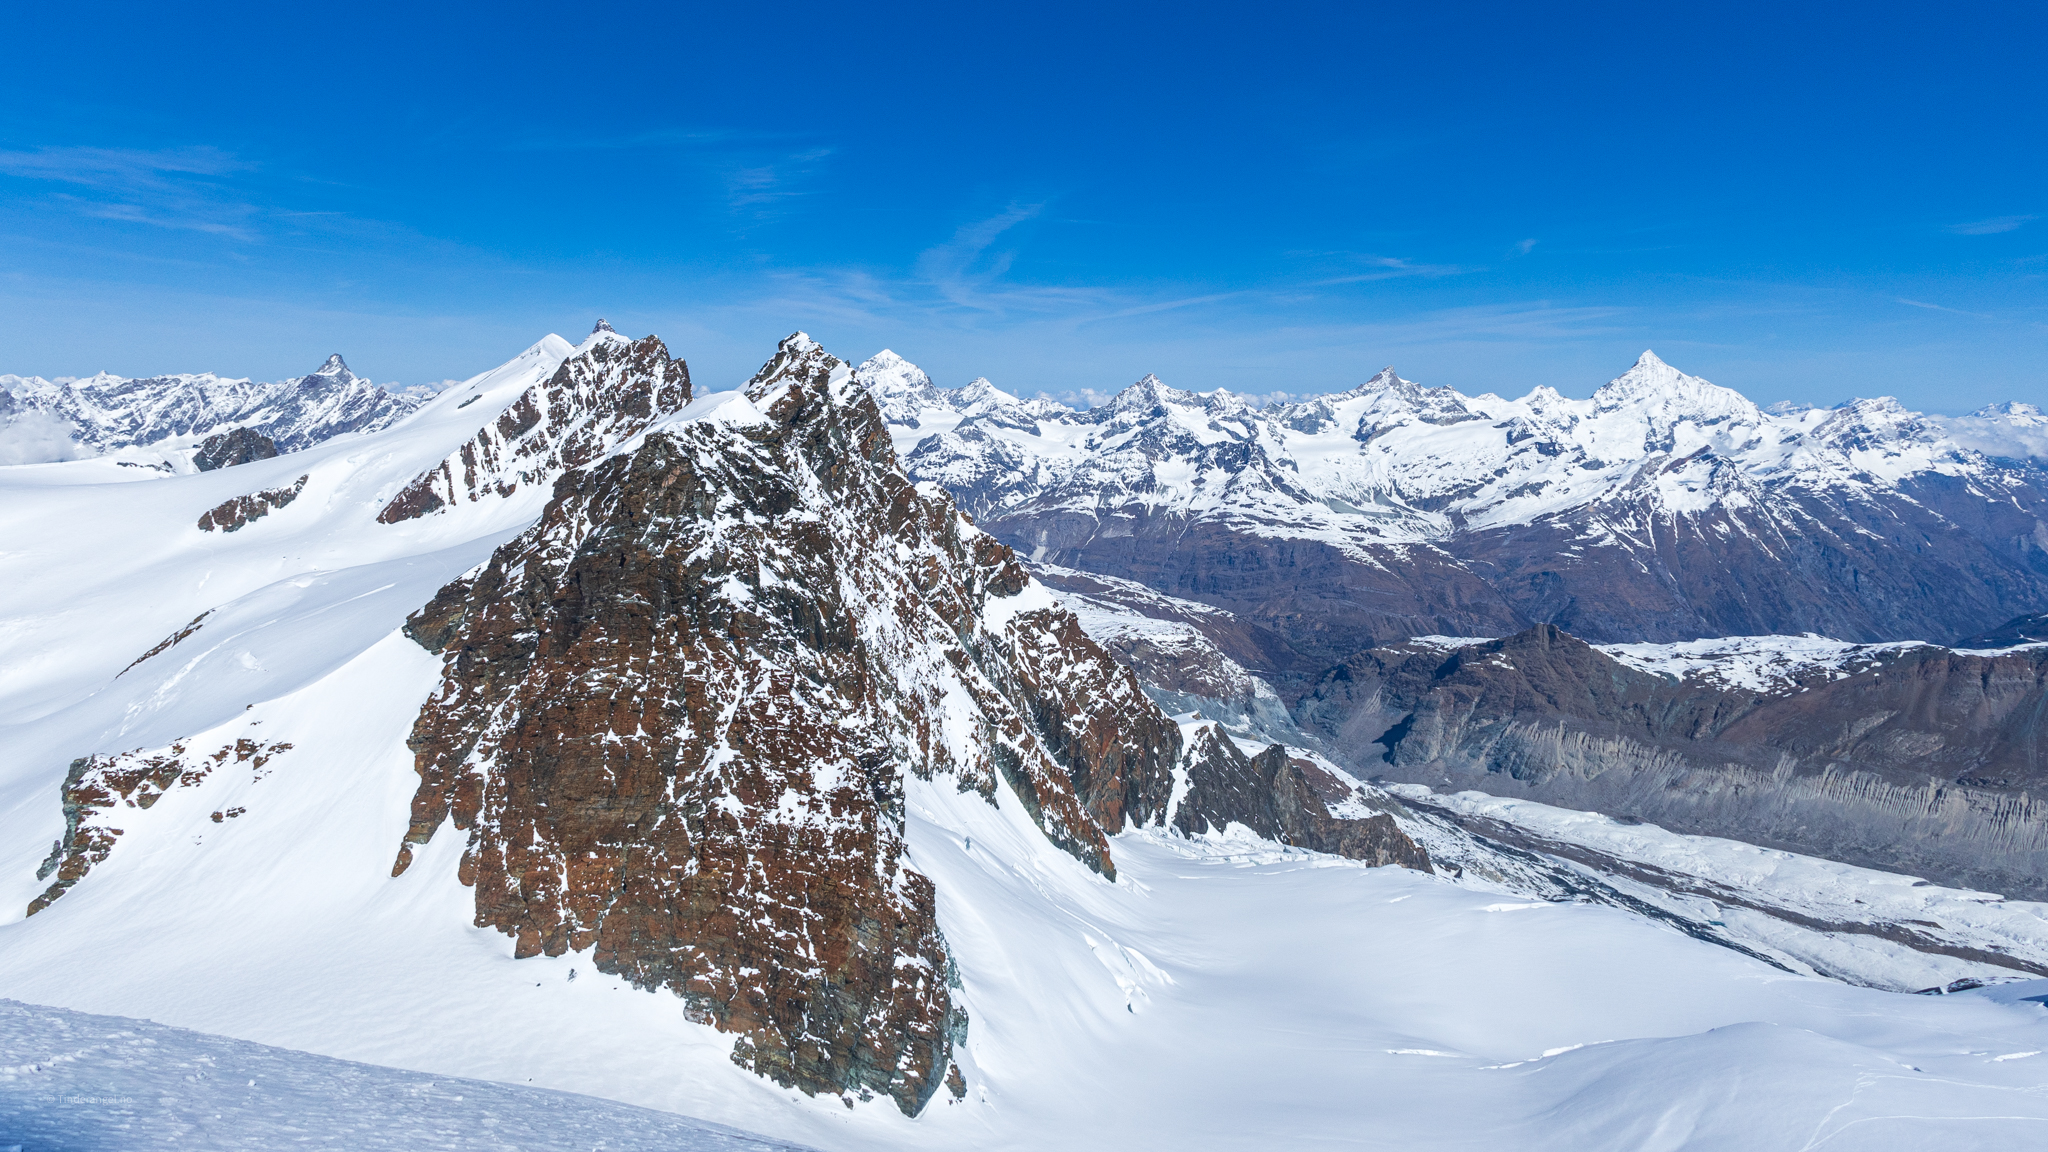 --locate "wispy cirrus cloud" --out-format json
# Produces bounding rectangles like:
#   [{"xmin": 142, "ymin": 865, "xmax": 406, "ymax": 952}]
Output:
[
  {"xmin": 1897, "ymin": 297, "xmax": 1994, "ymax": 319},
  {"xmin": 0, "ymin": 144, "xmax": 252, "ymax": 186},
  {"xmin": 1947, "ymin": 214, "xmax": 2036, "ymax": 236},
  {"xmin": 0, "ymin": 144, "xmax": 263, "ymax": 239},
  {"xmin": 1306, "ymin": 252, "xmax": 1468, "ymax": 287},
  {"xmin": 504, "ymin": 126, "xmax": 836, "ymax": 216}
]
